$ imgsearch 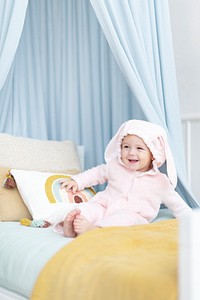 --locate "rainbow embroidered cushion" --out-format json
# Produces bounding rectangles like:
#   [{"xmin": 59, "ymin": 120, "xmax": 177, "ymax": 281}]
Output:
[{"xmin": 9, "ymin": 169, "xmax": 96, "ymax": 222}]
